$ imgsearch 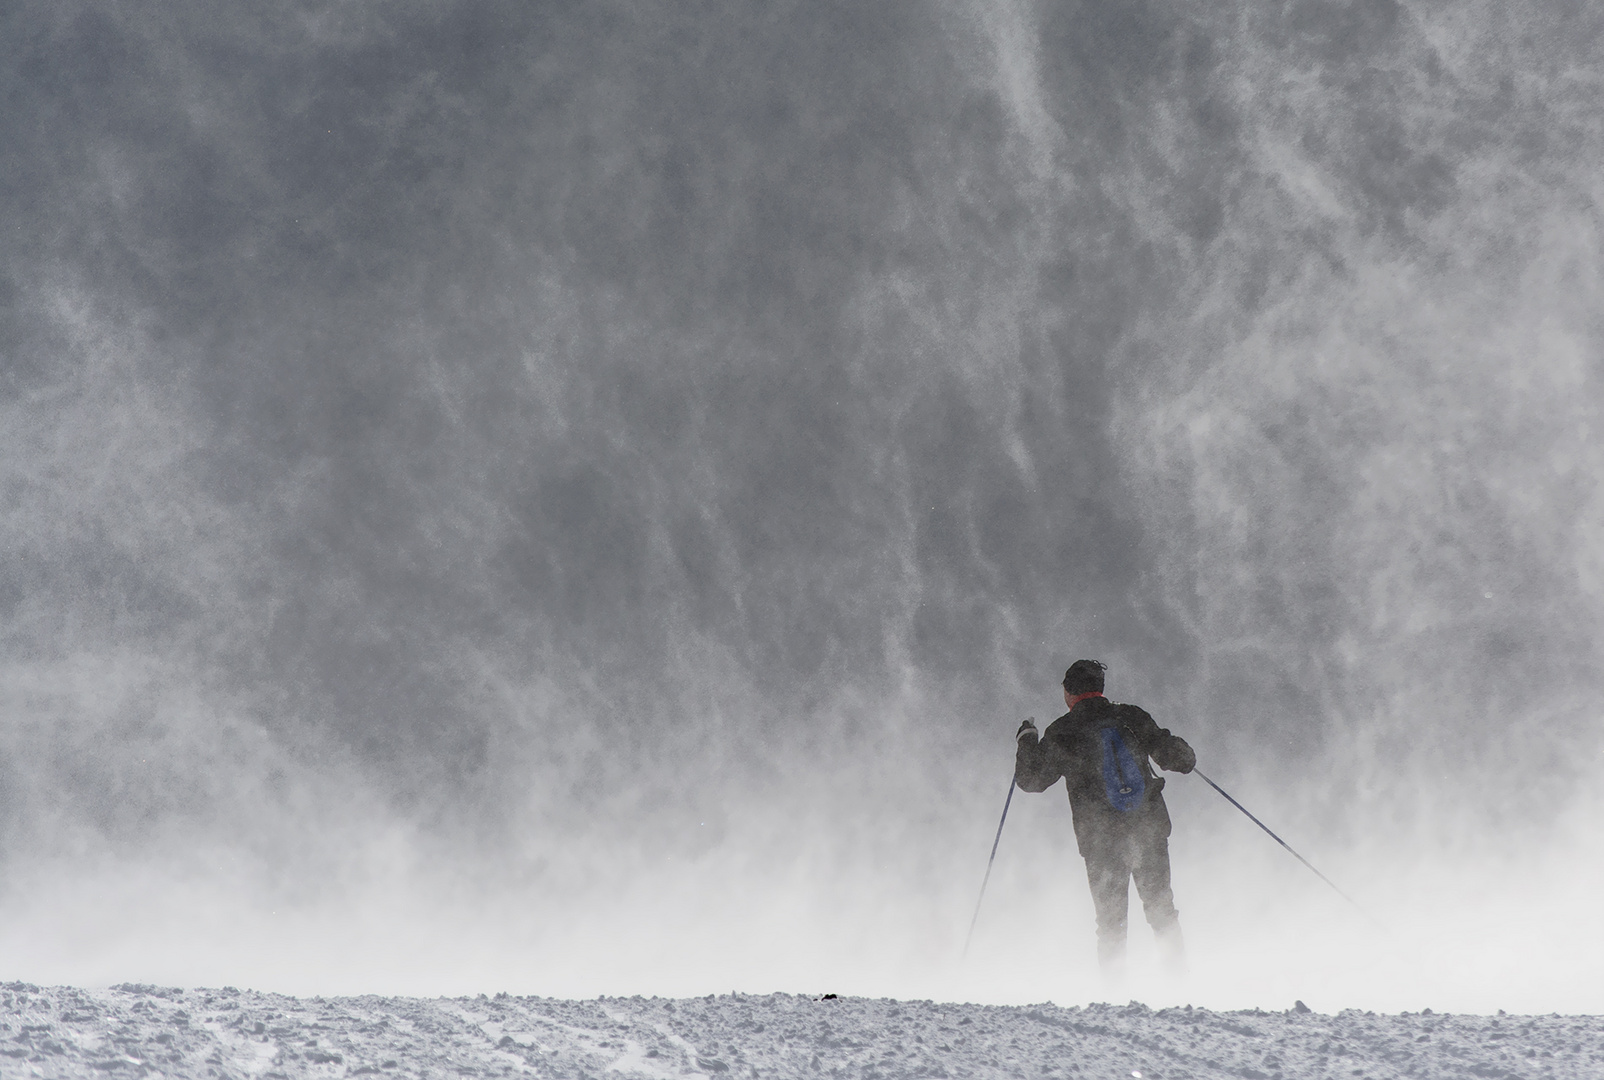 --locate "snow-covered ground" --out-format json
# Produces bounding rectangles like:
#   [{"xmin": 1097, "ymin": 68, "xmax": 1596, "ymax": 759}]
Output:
[{"xmin": 2, "ymin": 982, "xmax": 1599, "ymax": 1079}]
